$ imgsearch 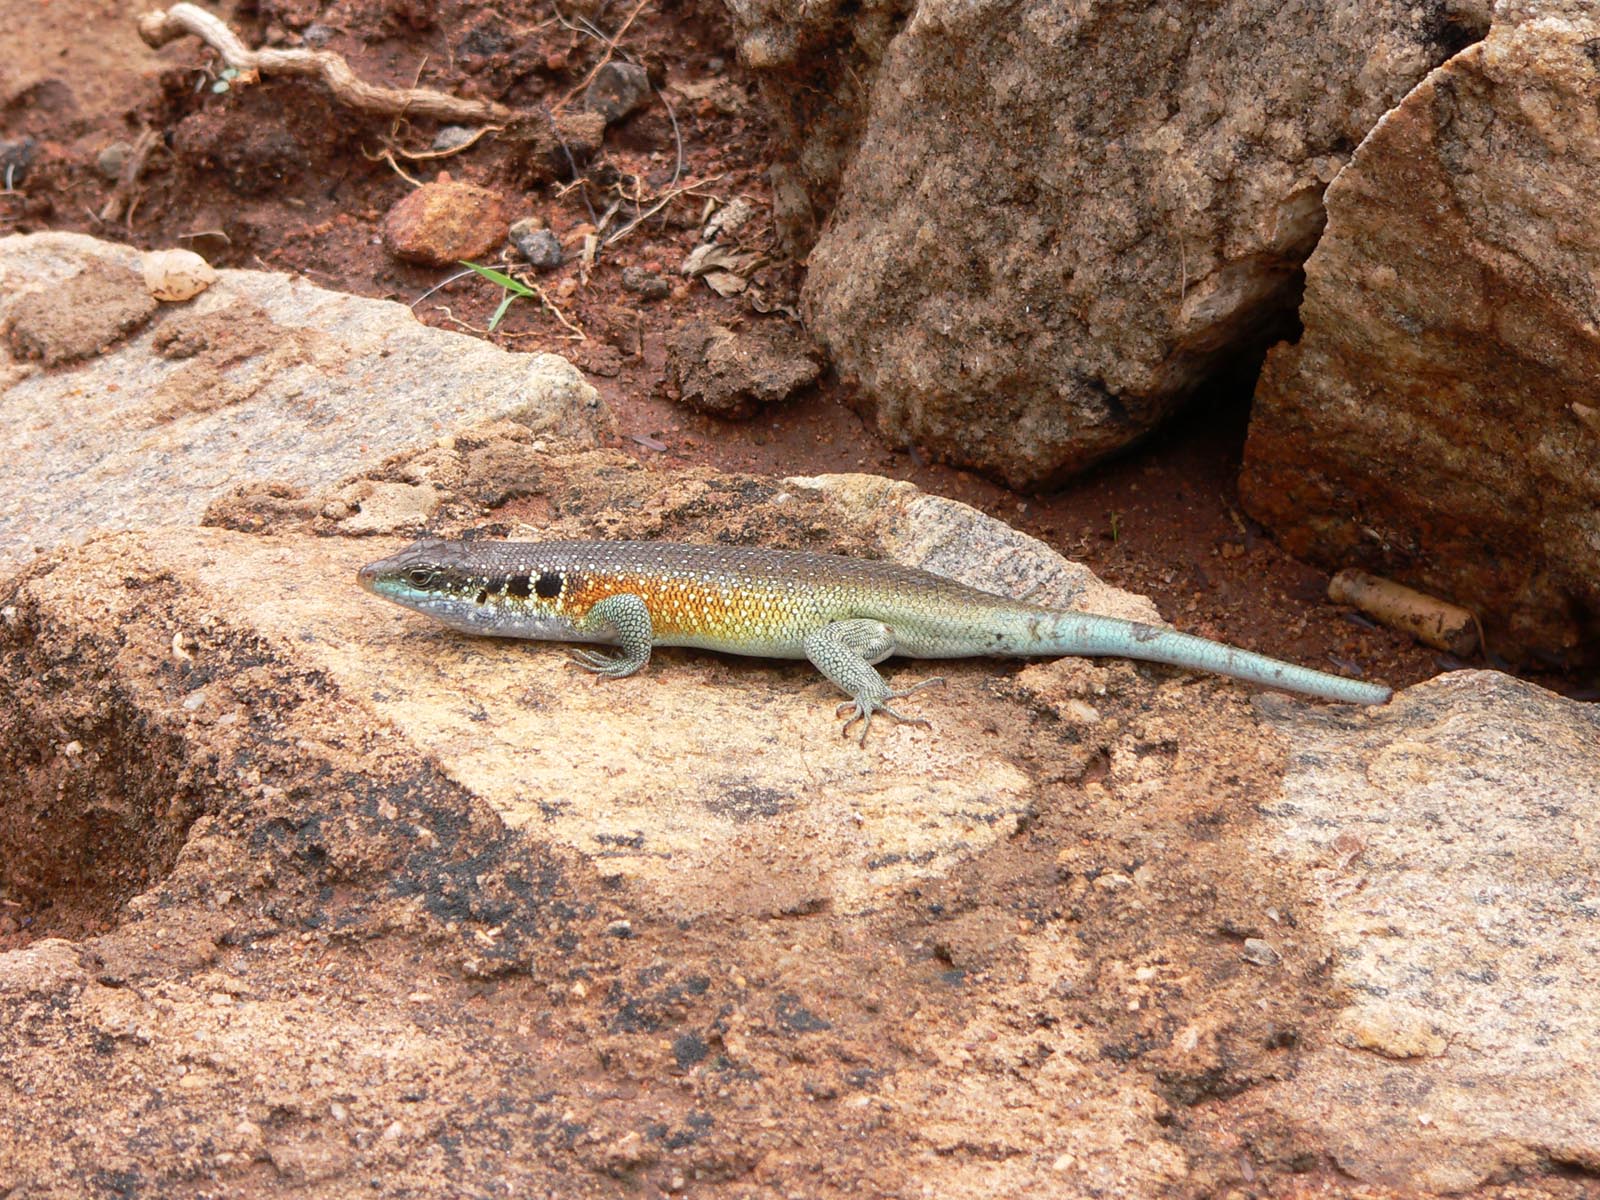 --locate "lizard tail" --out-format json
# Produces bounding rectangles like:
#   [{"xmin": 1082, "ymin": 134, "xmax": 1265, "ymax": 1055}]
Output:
[{"xmin": 1033, "ymin": 612, "xmax": 1392, "ymax": 705}]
